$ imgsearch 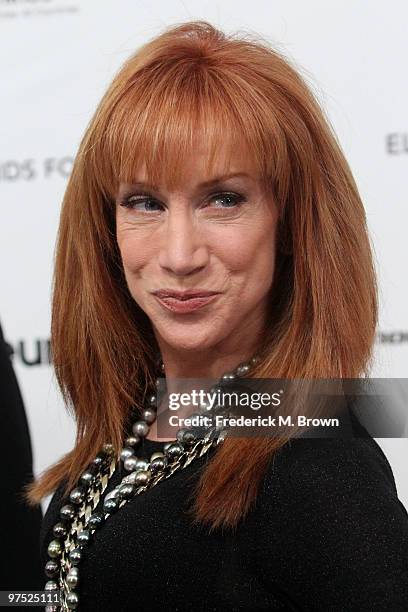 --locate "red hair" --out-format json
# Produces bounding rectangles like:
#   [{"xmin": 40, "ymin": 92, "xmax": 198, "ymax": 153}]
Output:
[{"xmin": 26, "ymin": 20, "xmax": 378, "ymax": 530}]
